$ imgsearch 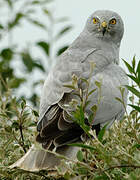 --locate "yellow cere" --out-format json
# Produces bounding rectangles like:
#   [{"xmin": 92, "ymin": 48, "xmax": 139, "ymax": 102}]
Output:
[
  {"xmin": 93, "ymin": 18, "xmax": 98, "ymax": 24},
  {"xmin": 110, "ymin": 19, "xmax": 116, "ymax": 25},
  {"xmin": 101, "ymin": 21, "xmax": 107, "ymax": 28}
]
